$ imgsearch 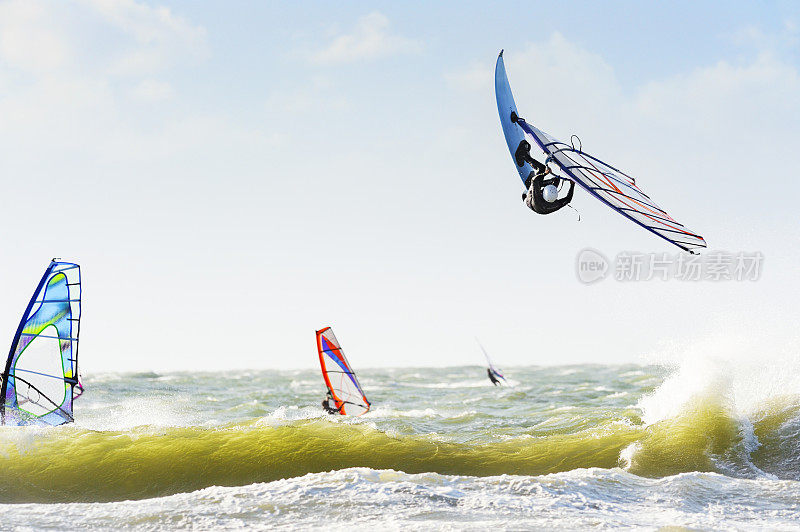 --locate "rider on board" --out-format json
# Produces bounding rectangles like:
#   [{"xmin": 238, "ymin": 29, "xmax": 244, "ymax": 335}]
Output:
[
  {"xmin": 511, "ymin": 113, "xmax": 575, "ymax": 215},
  {"xmin": 322, "ymin": 390, "xmax": 342, "ymax": 415}
]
